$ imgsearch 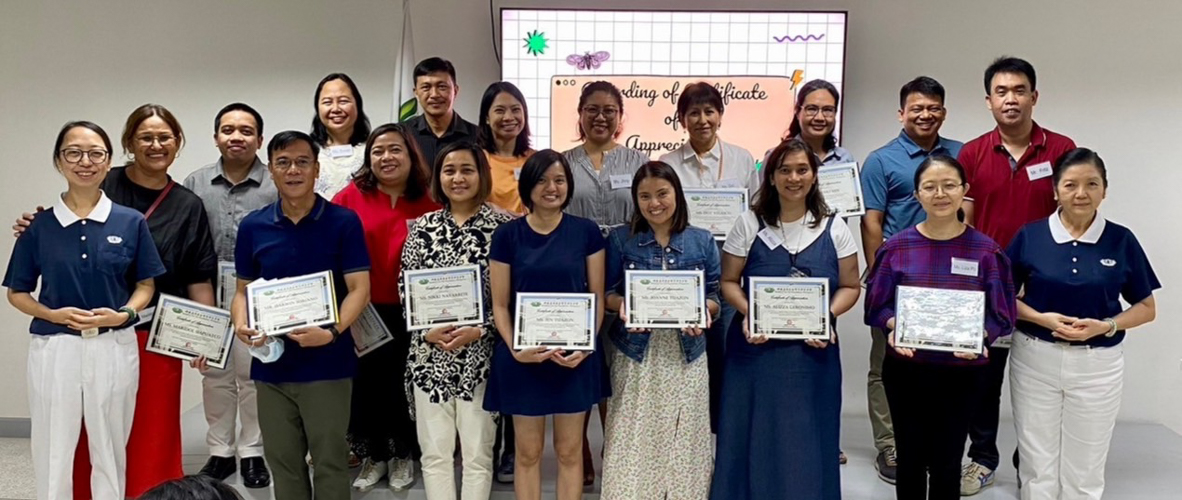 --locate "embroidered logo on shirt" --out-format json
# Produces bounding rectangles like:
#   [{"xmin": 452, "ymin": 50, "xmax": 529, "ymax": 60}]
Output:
[
  {"xmin": 107, "ymin": 235, "xmax": 123, "ymax": 244},
  {"xmin": 1100, "ymin": 259, "xmax": 1116, "ymax": 267}
]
